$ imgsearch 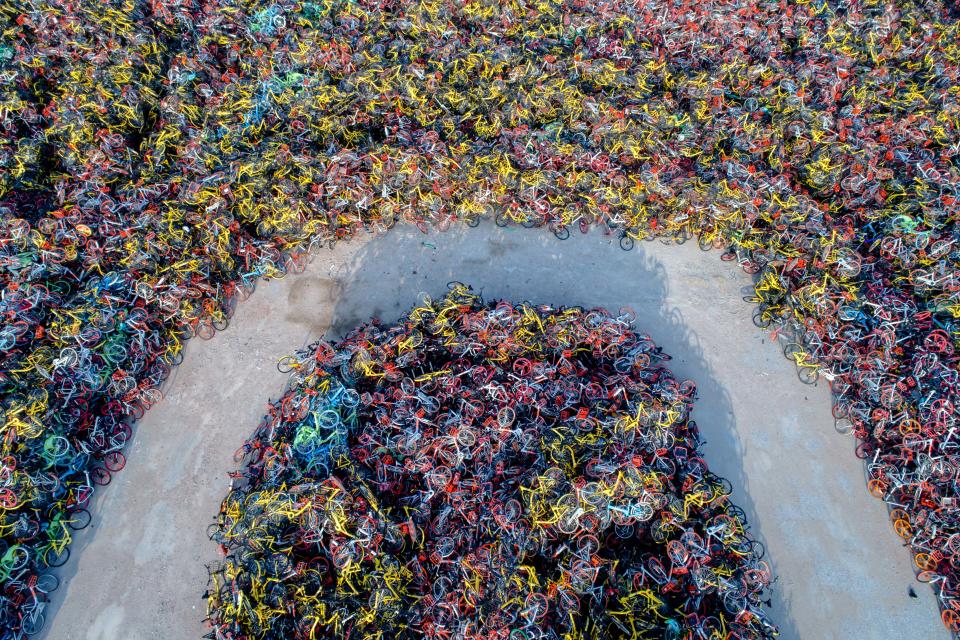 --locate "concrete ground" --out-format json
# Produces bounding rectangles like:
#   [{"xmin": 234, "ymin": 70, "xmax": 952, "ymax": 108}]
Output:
[{"xmin": 41, "ymin": 223, "xmax": 944, "ymax": 640}]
